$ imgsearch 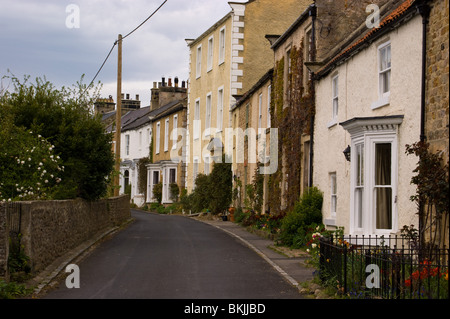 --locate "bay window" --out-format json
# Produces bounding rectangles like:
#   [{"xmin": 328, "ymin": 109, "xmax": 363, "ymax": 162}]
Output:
[{"xmin": 341, "ymin": 115, "xmax": 403, "ymax": 235}]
